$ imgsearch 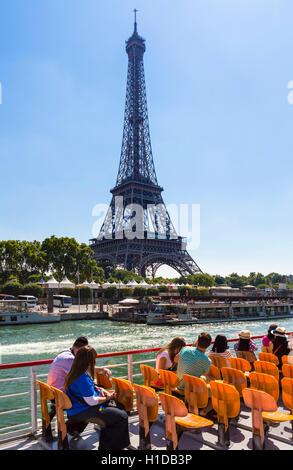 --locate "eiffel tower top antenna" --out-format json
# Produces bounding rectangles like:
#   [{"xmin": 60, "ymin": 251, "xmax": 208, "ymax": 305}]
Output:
[{"xmin": 134, "ymin": 8, "xmax": 138, "ymax": 32}]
